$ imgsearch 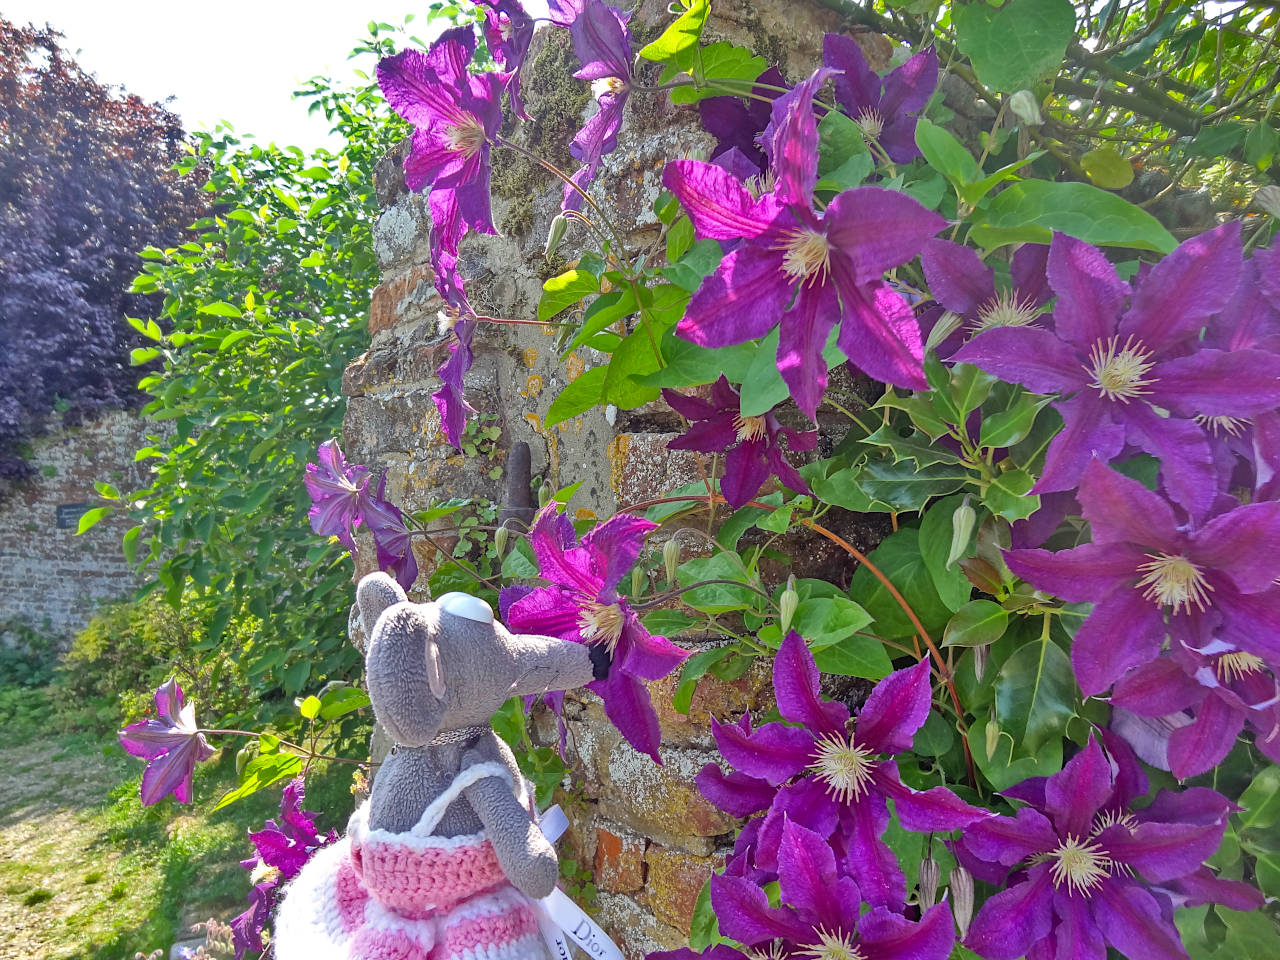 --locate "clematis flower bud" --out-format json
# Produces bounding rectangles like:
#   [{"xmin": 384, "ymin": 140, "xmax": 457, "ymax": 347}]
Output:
[
  {"xmin": 918, "ymin": 856, "xmax": 941, "ymax": 908},
  {"xmin": 779, "ymin": 575, "xmax": 799, "ymax": 635},
  {"xmin": 494, "ymin": 523, "xmax": 510, "ymax": 559},
  {"xmin": 947, "ymin": 497, "xmax": 976, "ymax": 568},
  {"xmin": 1009, "ymin": 89, "xmax": 1043, "ymax": 126},
  {"xmin": 663, "ymin": 538, "xmax": 680, "ymax": 583},
  {"xmin": 538, "ymin": 480, "xmax": 554, "ymax": 508},
  {"xmin": 950, "ymin": 865, "xmax": 974, "ymax": 939},
  {"xmin": 544, "ymin": 214, "xmax": 569, "ymax": 258},
  {"xmin": 631, "ymin": 565, "xmax": 645, "ymax": 597}
]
